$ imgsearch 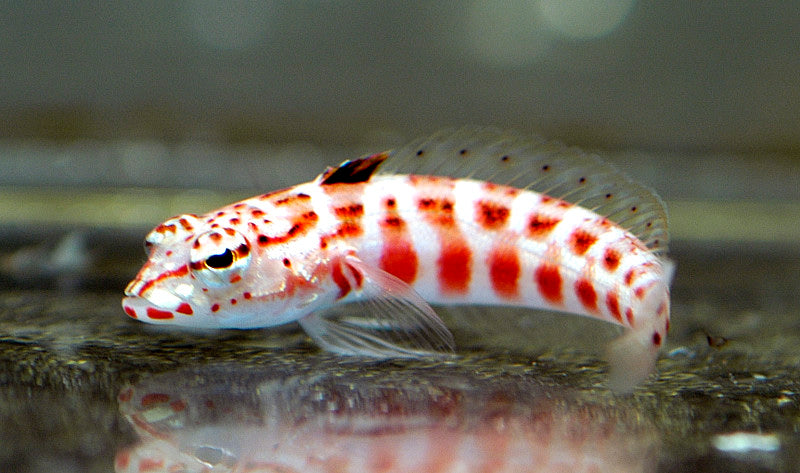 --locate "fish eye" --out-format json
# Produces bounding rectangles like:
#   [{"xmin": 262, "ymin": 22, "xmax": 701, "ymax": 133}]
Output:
[
  {"xmin": 190, "ymin": 228, "xmax": 251, "ymax": 287},
  {"xmin": 205, "ymin": 248, "xmax": 235, "ymax": 269}
]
